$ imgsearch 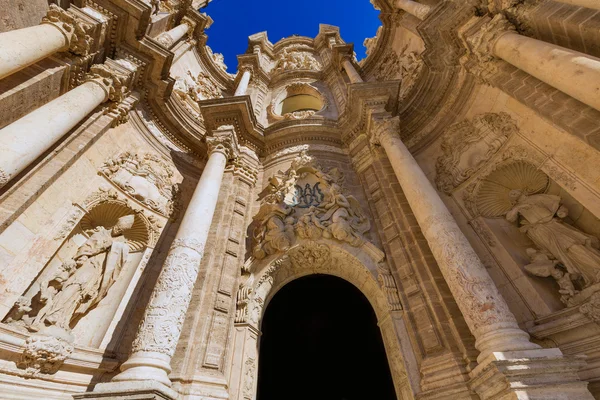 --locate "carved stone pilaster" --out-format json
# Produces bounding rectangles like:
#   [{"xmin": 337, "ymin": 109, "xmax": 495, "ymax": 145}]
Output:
[{"xmin": 42, "ymin": 4, "xmax": 92, "ymax": 56}]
